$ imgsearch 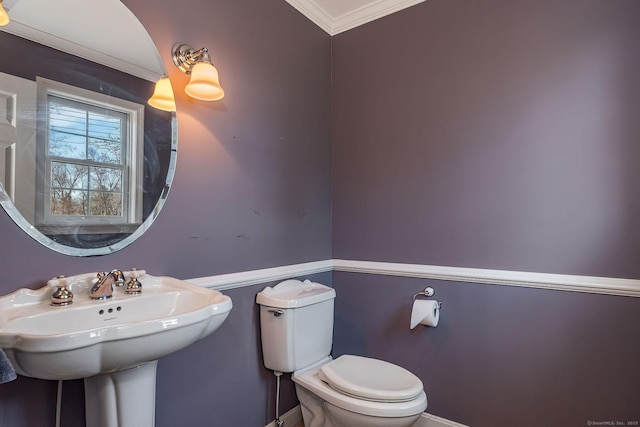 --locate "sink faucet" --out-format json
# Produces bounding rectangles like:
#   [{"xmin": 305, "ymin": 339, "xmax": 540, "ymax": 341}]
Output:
[{"xmin": 90, "ymin": 270, "xmax": 124, "ymax": 300}]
